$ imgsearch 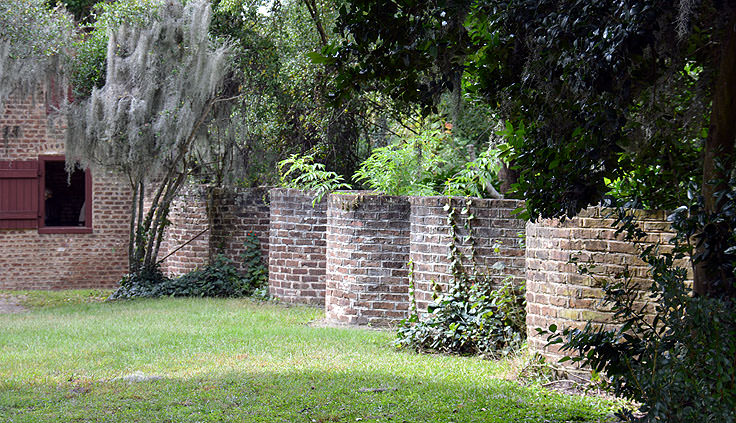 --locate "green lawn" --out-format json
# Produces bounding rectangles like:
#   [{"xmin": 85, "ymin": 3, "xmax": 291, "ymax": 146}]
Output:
[{"xmin": 0, "ymin": 292, "xmax": 616, "ymax": 422}]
